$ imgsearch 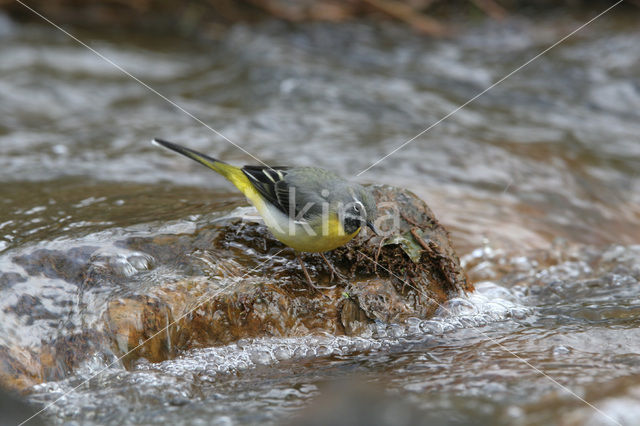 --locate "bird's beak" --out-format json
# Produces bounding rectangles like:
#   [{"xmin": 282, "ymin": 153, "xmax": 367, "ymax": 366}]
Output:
[{"xmin": 366, "ymin": 221, "xmax": 380, "ymax": 236}]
